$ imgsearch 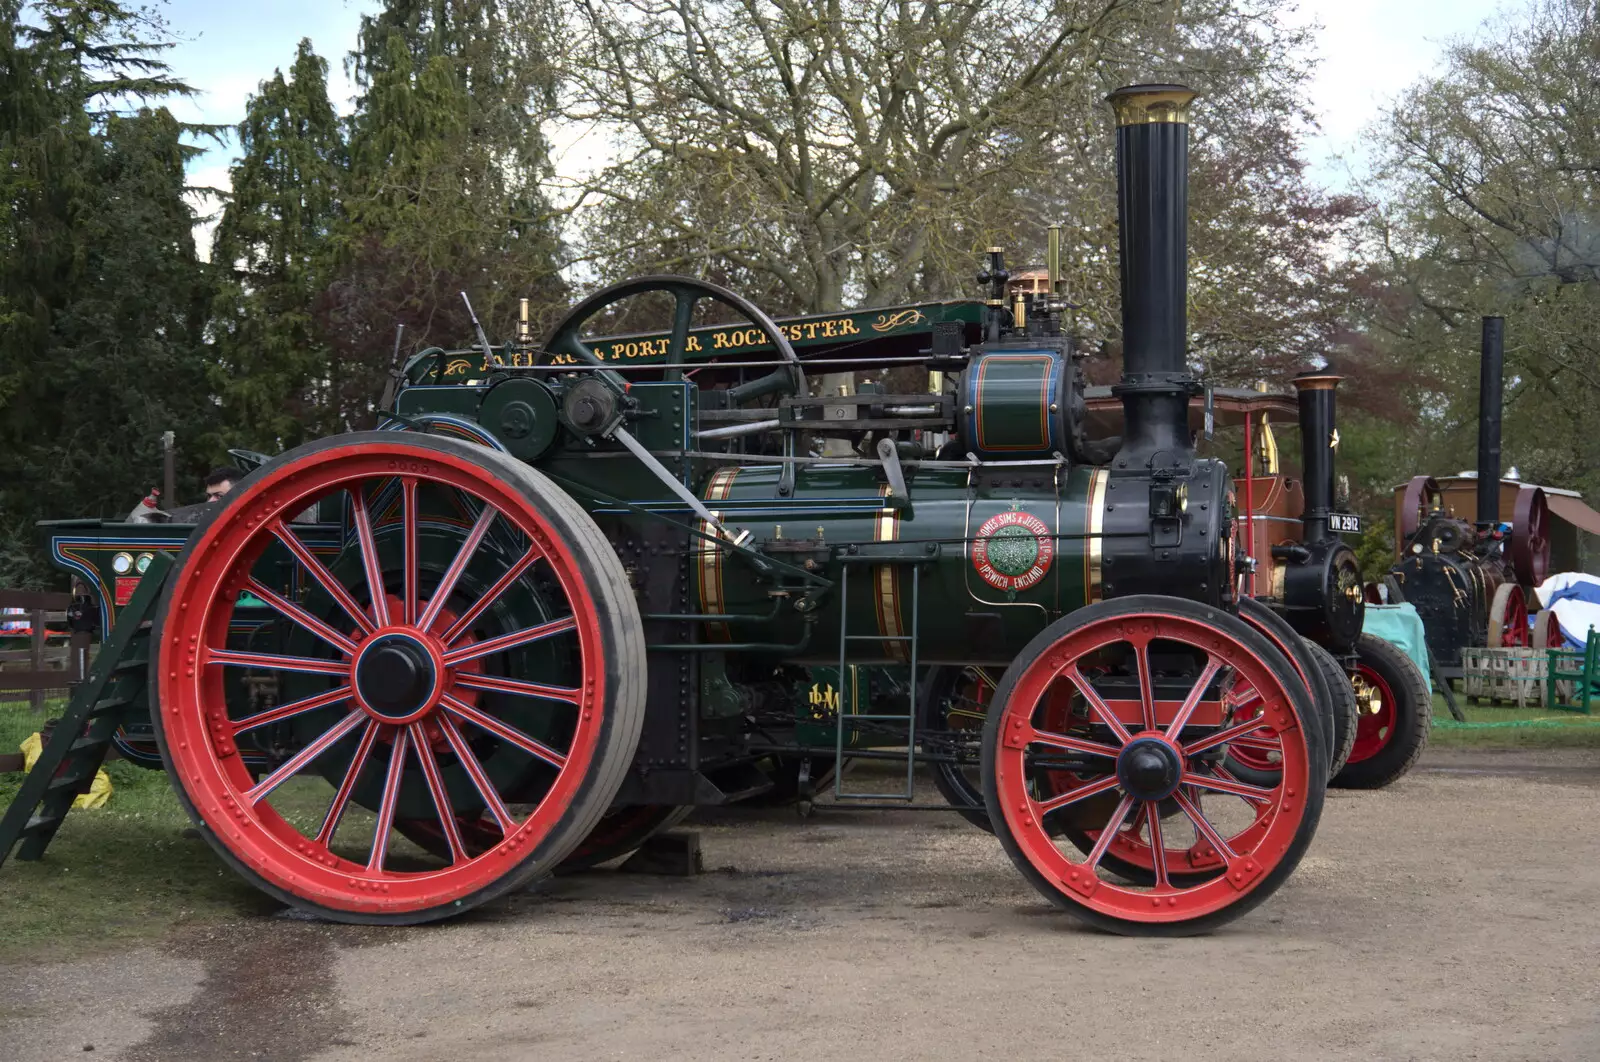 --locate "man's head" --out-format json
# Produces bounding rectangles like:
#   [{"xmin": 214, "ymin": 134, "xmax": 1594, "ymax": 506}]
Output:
[{"xmin": 204, "ymin": 467, "xmax": 239, "ymax": 502}]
